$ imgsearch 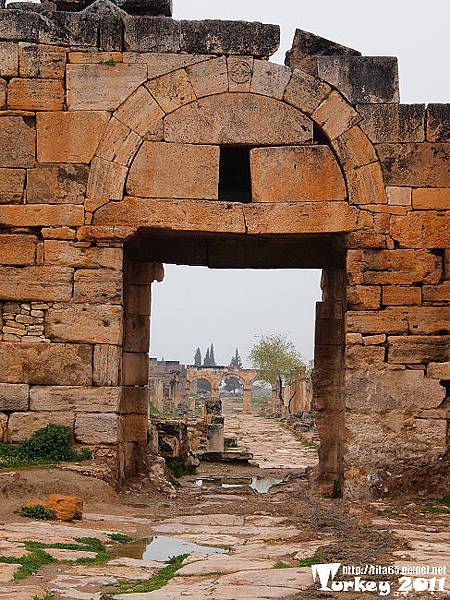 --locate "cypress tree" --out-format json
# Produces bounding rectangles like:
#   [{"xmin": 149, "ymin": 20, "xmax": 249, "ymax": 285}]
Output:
[
  {"xmin": 203, "ymin": 347, "xmax": 210, "ymax": 367},
  {"xmin": 209, "ymin": 343, "xmax": 216, "ymax": 366},
  {"xmin": 194, "ymin": 347, "xmax": 202, "ymax": 366}
]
